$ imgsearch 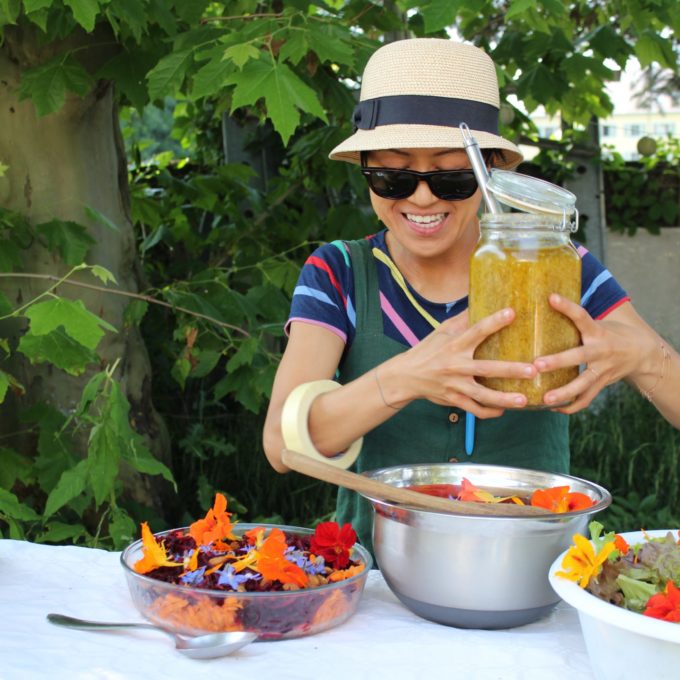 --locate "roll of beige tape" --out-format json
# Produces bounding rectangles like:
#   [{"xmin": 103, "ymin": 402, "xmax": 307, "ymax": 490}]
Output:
[{"xmin": 281, "ymin": 380, "xmax": 363, "ymax": 470}]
